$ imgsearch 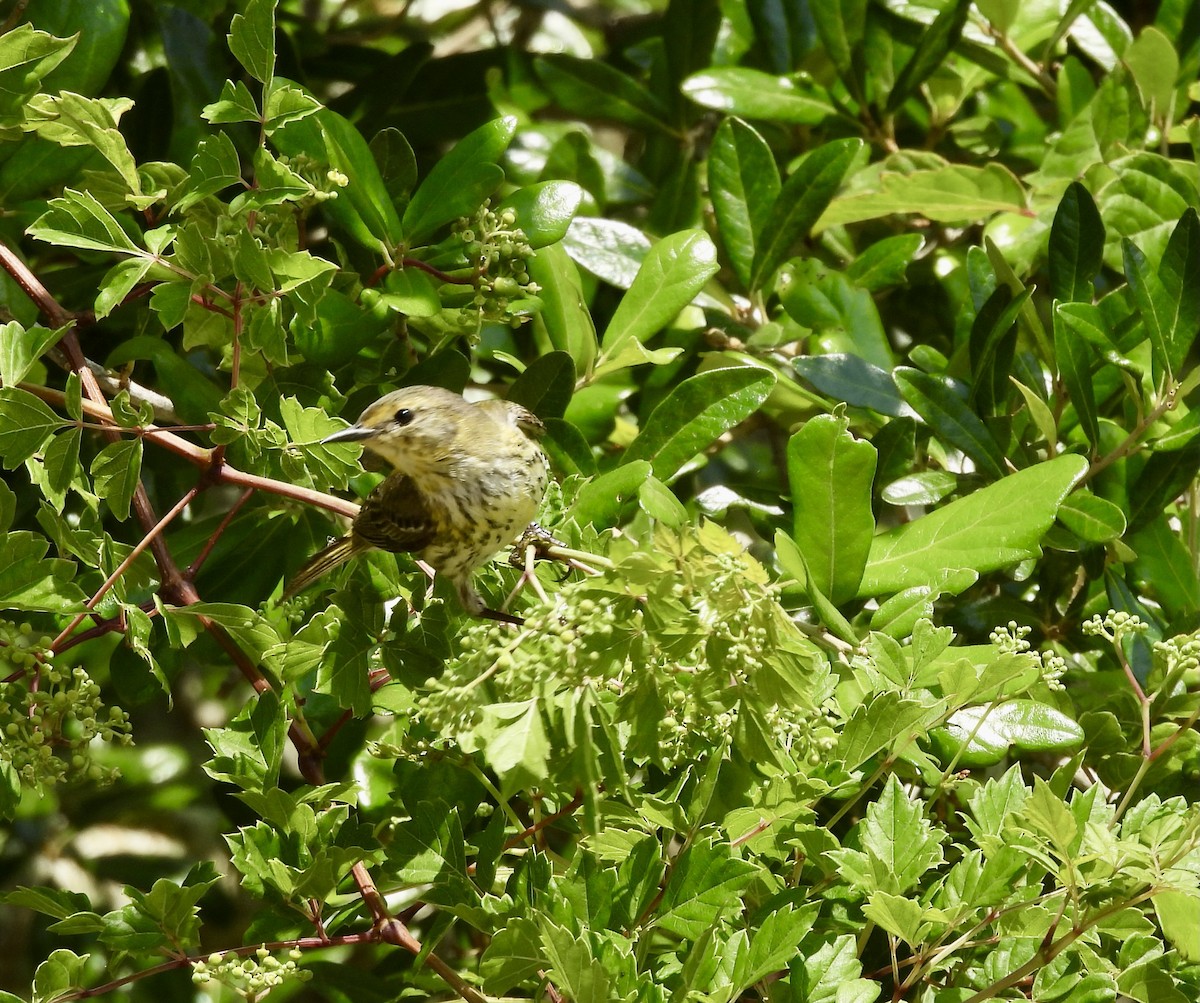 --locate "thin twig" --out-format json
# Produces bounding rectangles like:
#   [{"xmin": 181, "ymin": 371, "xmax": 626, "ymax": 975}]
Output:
[{"xmin": 51, "ymin": 486, "xmax": 200, "ymax": 650}]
